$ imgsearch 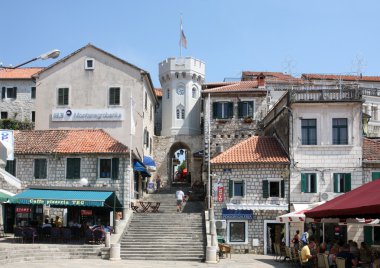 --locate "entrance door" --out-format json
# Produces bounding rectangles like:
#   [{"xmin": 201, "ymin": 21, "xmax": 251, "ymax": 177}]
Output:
[{"xmin": 264, "ymin": 220, "xmax": 287, "ymax": 255}]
